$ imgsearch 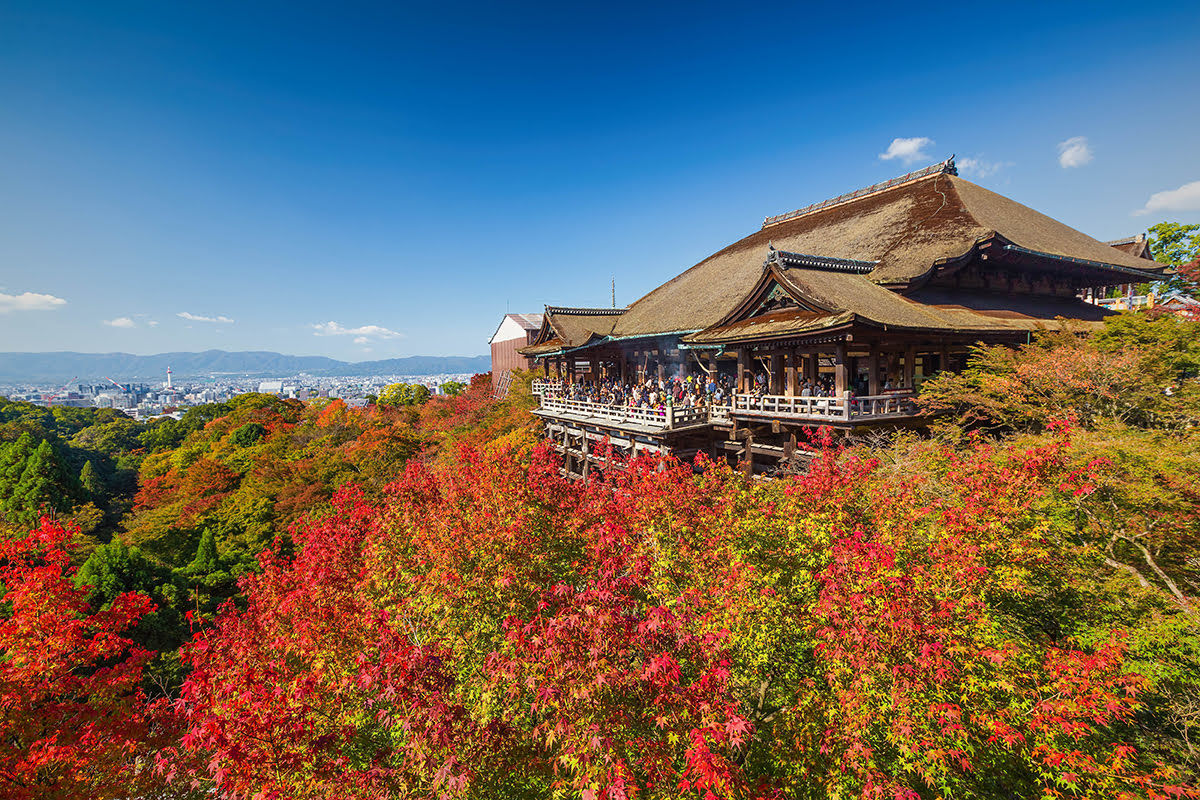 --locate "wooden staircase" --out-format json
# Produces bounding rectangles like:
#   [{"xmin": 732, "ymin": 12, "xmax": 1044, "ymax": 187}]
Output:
[{"xmin": 493, "ymin": 370, "xmax": 513, "ymax": 399}]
